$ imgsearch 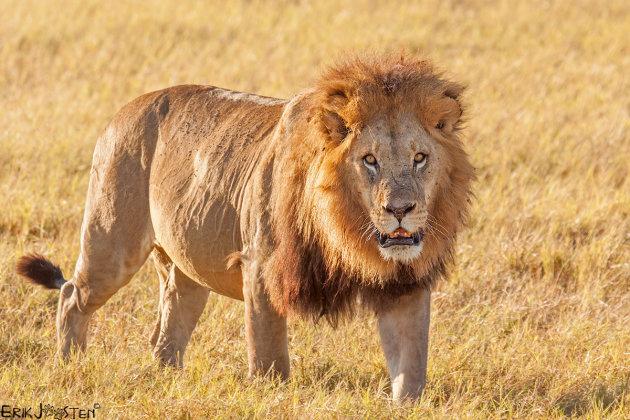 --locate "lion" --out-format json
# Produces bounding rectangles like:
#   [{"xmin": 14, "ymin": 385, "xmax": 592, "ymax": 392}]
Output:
[{"xmin": 17, "ymin": 53, "xmax": 473, "ymax": 401}]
